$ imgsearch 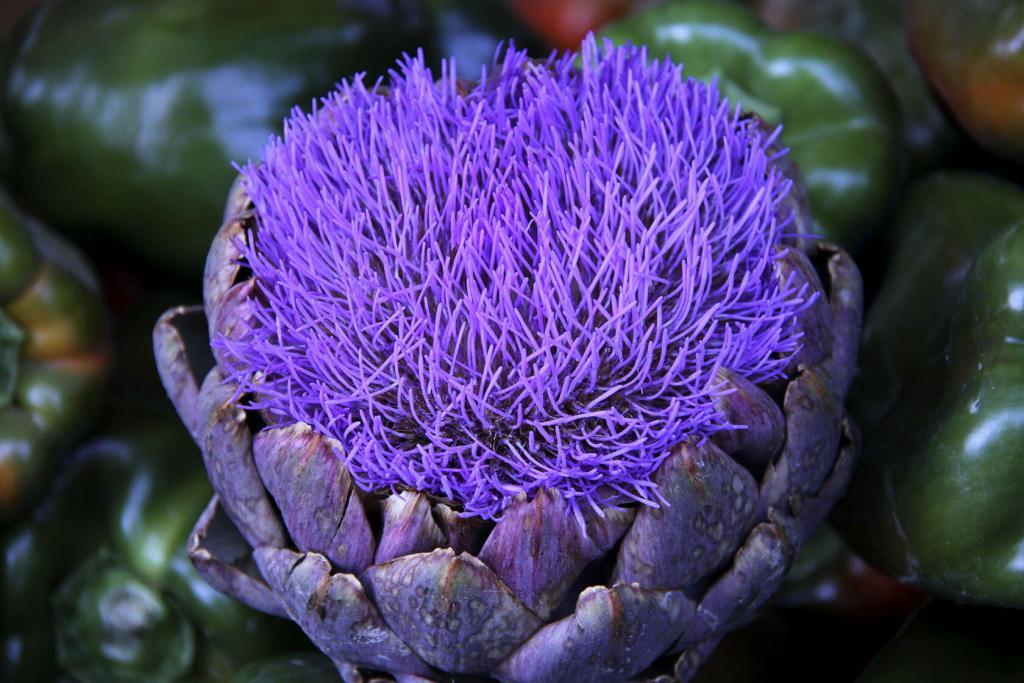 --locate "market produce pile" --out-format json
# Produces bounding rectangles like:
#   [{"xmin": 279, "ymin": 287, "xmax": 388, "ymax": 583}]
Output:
[{"xmin": 2, "ymin": 1, "xmax": 1023, "ymax": 682}]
